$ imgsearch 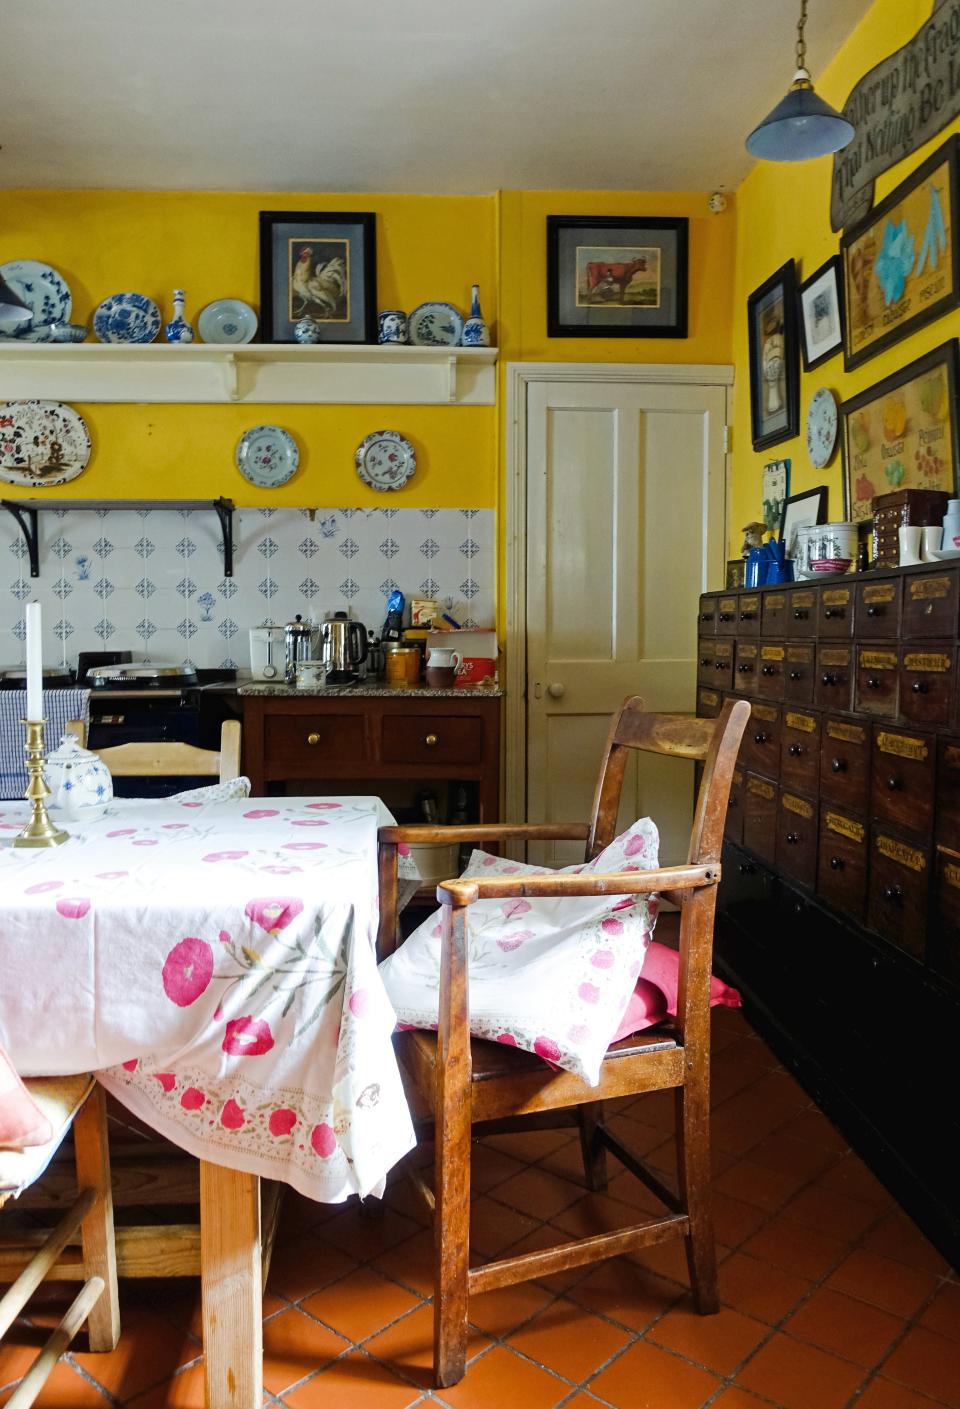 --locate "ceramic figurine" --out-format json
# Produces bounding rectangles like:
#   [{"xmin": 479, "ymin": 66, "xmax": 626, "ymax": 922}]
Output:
[
  {"xmin": 461, "ymin": 284, "xmax": 491, "ymax": 346},
  {"xmin": 378, "ymin": 310, "xmax": 408, "ymax": 344},
  {"xmin": 164, "ymin": 289, "xmax": 194, "ymax": 344},
  {"xmin": 44, "ymin": 732, "xmax": 113, "ymax": 820},
  {"xmin": 294, "ymin": 315, "xmax": 322, "ymax": 344},
  {"xmin": 741, "ymin": 521, "xmax": 768, "ymax": 557}
]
